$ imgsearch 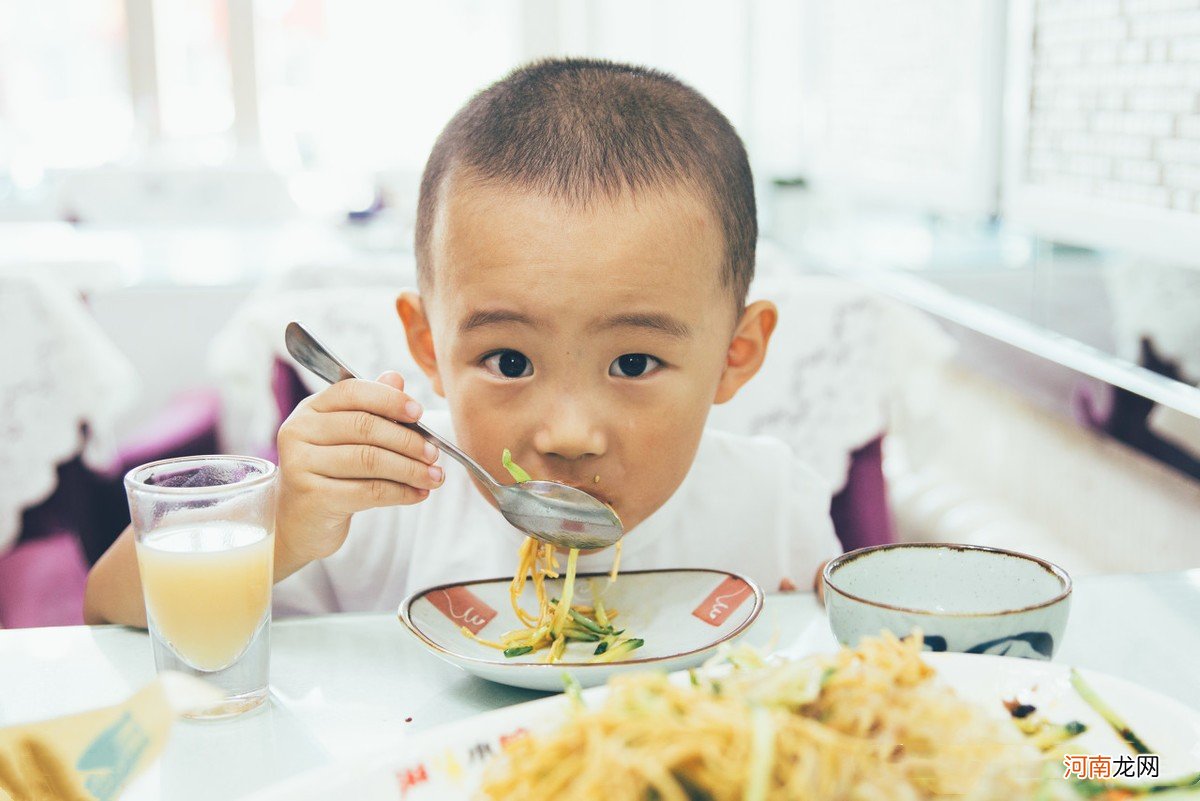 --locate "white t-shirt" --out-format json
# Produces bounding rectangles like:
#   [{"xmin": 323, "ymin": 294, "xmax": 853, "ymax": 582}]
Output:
[{"xmin": 273, "ymin": 410, "xmax": 842, "ymax": 616}]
